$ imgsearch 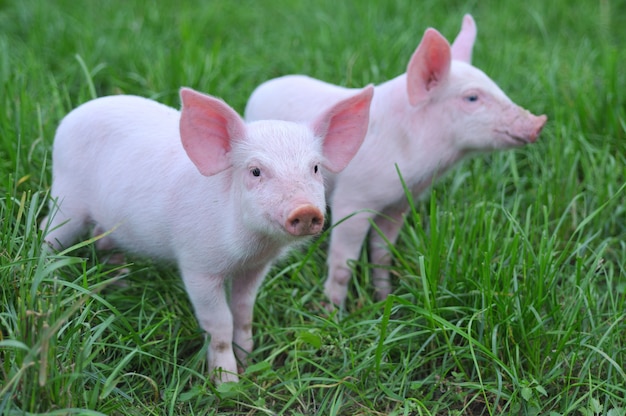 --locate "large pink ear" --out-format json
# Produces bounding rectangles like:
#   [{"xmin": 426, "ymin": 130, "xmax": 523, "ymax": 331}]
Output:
[
  {"xmin": 311, "ymin": 85, "xmax": 374, "ymax": 173},
  {"xmin": 179, "ymin": 88, "xmax": 247, "ymax": 176},
  {"xmin": 406, "ymin": 28, "xmax": 451, "ymax": 106},
  {"xmin": 451, "ymin": 14, "xmax": 477, "ymax": 64}
]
